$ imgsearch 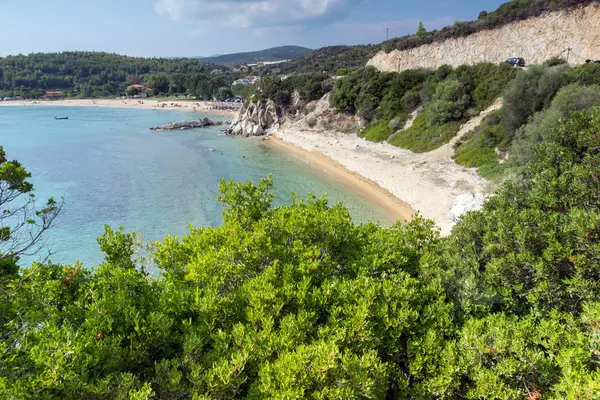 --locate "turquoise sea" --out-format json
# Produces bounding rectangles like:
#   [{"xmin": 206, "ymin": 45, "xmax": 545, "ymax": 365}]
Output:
[{"xmin": 0, "ymin": 106, "xmax": 389, "ymax": 266}]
